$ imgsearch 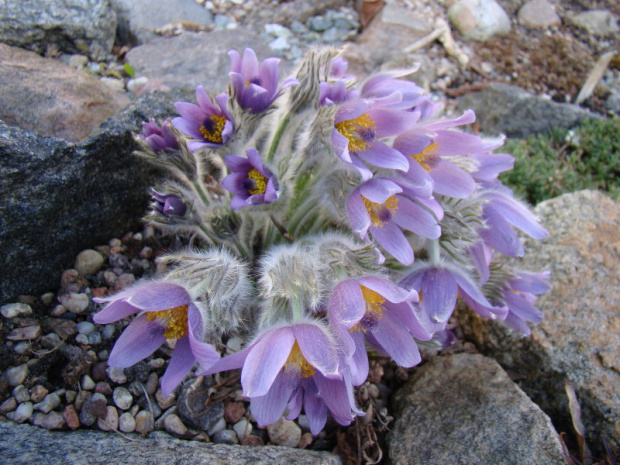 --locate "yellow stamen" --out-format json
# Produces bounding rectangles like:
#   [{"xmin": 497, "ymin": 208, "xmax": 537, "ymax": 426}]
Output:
[
  {"xmin": 199, "ymin": 115, "xmax": 227, "ymax": 143},
  {"xmin": 361, "ymin": 195, "xmax": 399, "ymax": 227},
  {"xmin": 146, "ymin": 305, "xmax": 189, "ymax": 339},
  {"xmin": 412, "ymin": 141, "xmax": 439, "ymax": 172},
  {"xmin": 286, "ymin": 341, "xmax": 316, "ymax": 378},
  {"xmin": 335, "ymin": 113, "xmax": 376, "ymax": 153},
  {"xmin": 351, "ymin": 285, "xmax": 386, "ymax": 332},
  {"xmin": 247, "ymin": 169, "xmax": 268, "ymax": 195}
]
